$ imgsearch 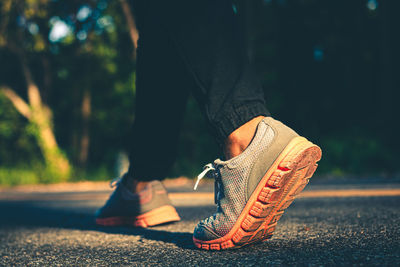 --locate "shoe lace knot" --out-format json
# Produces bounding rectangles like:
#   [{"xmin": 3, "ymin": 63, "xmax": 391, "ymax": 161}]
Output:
[{"xmin": 194, "ymin": 162, "xmax": 223, "ymax": 205}]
